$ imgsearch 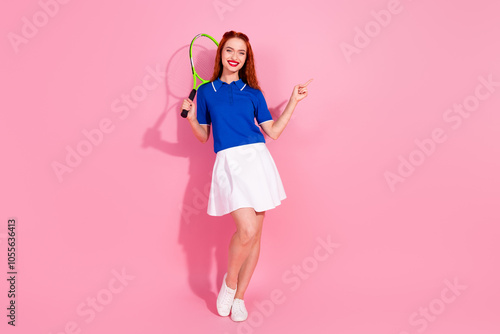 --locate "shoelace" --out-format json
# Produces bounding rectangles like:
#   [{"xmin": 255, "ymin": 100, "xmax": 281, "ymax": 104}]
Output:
[
  {"xmin": 222, "ymin": 288, "xmax": 235, "ymax": 307},
  {"xmin": 233, "ymin": 299, "xmax": 245, "ymax": 313}
]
